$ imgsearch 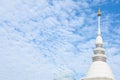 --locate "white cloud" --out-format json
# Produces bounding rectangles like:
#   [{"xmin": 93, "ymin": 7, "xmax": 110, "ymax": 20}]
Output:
[{"xmin": 0, "ymin": 0, "xmax": 119, "ymax": 80}]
